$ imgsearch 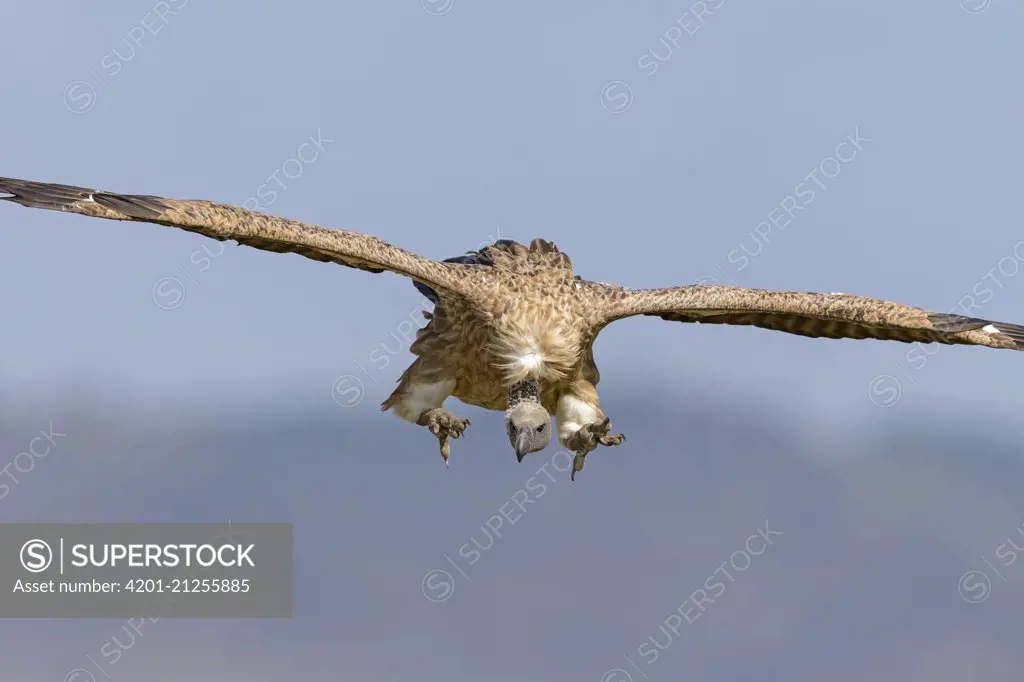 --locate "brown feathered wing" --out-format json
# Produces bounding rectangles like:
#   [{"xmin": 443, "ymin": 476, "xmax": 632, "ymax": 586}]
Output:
[
  {"xmin": 0, "ymin": 176, "xmax": 482, "ymax": 300},
  {"xmin": 586, "ymin": 283, "xmax": 1024, "ymax": 350}
]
